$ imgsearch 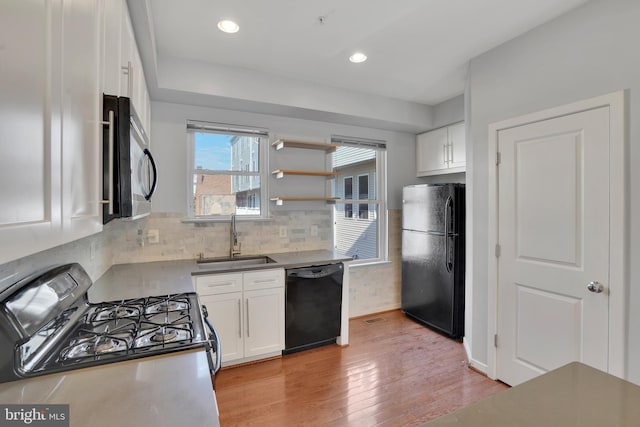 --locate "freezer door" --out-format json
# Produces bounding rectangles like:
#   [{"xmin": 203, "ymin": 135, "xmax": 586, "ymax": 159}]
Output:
[
  {"xmin": 401, "ymin": 229, "xmax": 456, "ymax": 336},
  {"xmin": 402, "ymin": 184, "xmax": 455, "ymax": 233}
]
